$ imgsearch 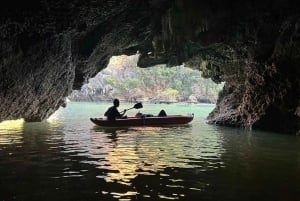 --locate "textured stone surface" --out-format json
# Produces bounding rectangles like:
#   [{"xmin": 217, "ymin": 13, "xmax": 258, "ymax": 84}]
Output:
[
  {"xmin": 138, "ymin": 0, "xmax": 300, "ymax": 134},
  {"xmin": 0, "ymin": 0, "xmax": 164, "ymax": 121},
  {"xmin": 0, "ymin": 0, "xmax": 299, "ymax": 134}
]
